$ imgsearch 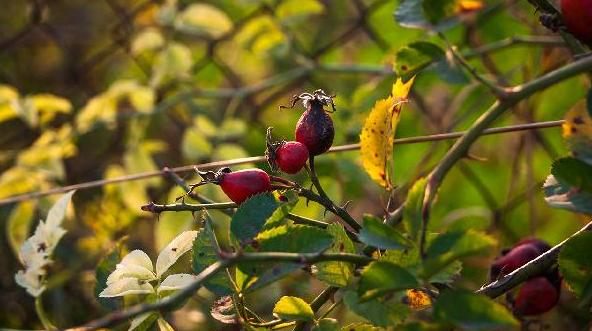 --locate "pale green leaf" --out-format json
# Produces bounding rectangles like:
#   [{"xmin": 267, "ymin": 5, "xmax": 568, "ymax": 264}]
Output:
[{"xmin": 273, "ymin": 296, "xmax": 314, "ymax": 321}]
